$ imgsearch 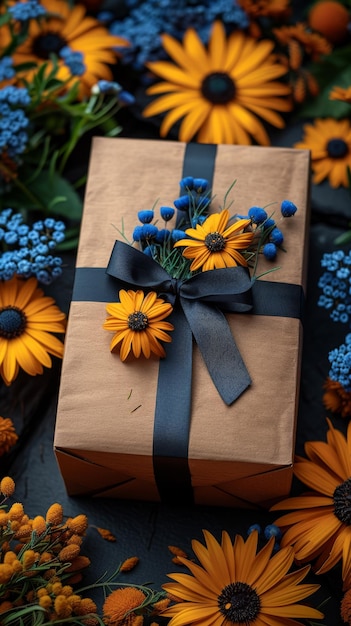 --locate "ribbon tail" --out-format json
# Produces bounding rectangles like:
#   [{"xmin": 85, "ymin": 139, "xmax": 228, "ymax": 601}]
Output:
[
  {"xmin": 182, "ymin": 300, "xmax": 251, "ymax": 405},
  {"xmin": 153, "ymin": 307, "xmax": 194, "ymax": 503}
]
